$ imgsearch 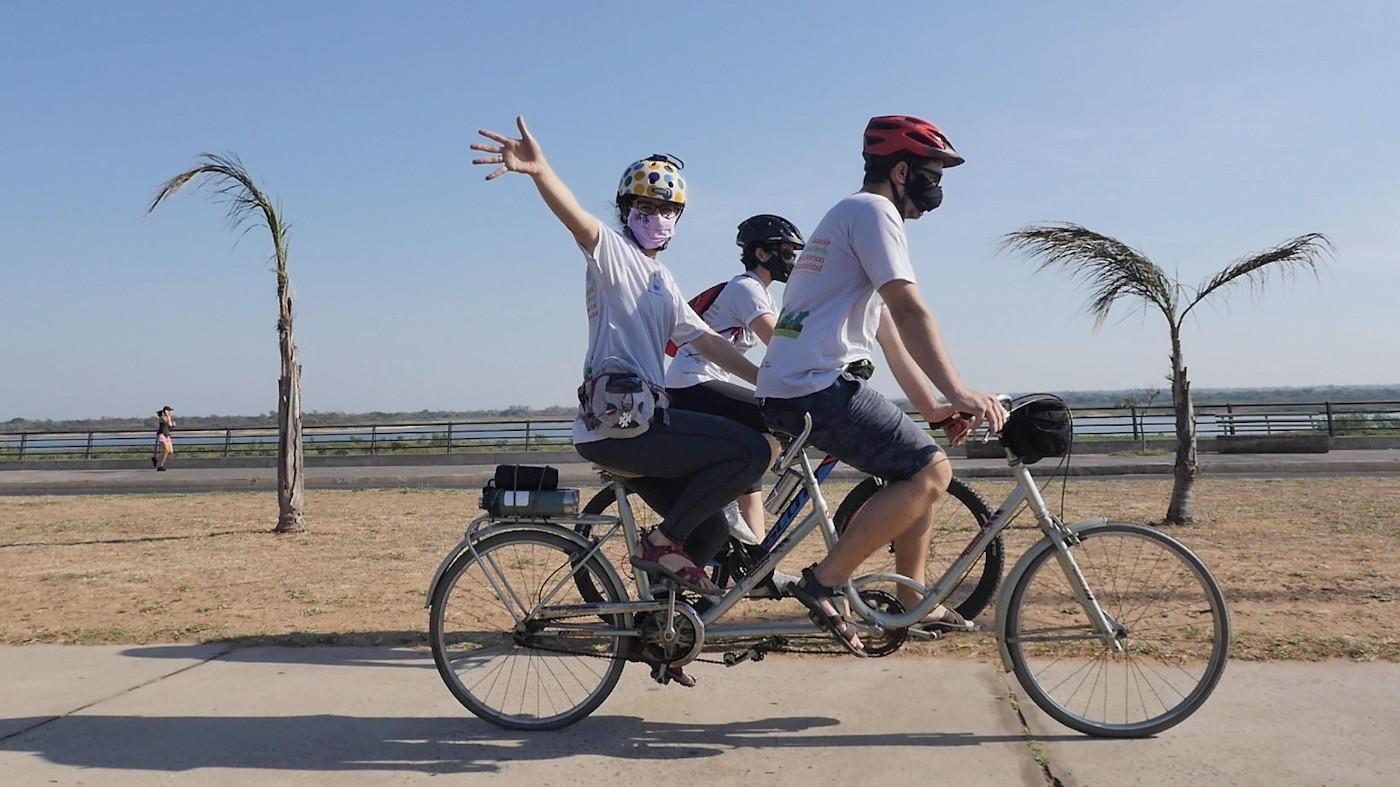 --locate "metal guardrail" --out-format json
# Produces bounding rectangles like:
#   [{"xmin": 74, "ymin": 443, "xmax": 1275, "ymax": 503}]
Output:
[
  {"xmin": 0, "ymin": 419, "xmax": 576, "ymax": 461},
  {"xmin": 2, "ymin": 401, "xmax": 1398, "ymax": 462}
]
